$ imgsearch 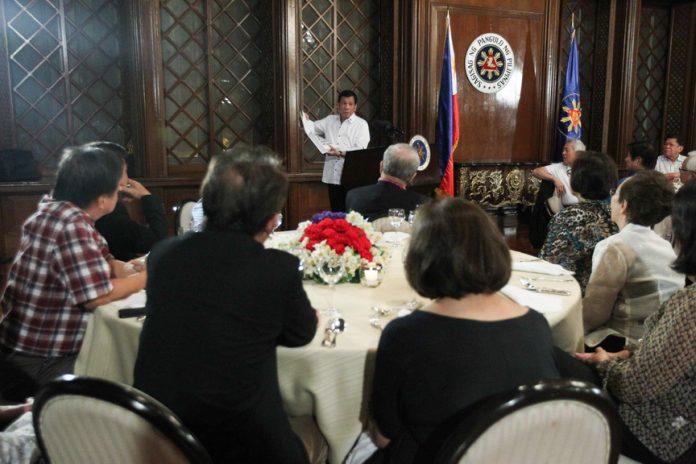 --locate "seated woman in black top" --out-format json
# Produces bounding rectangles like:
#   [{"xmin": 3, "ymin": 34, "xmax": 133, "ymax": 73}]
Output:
[{"xmin": 368, "ymin": 198, "xmax": 560, "ymax": 463}]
